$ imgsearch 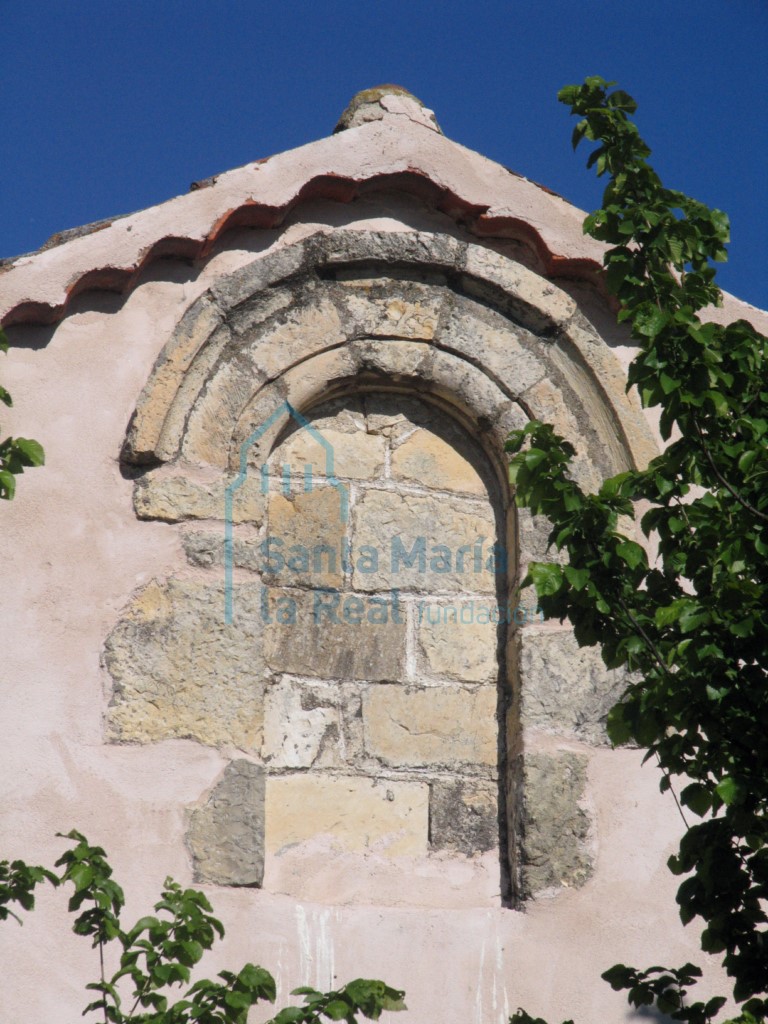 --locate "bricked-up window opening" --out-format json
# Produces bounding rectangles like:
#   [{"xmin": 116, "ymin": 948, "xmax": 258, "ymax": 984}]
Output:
[{"xmin": 259, "ymin": 392, "xmax": 518, "ymax": 903}]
